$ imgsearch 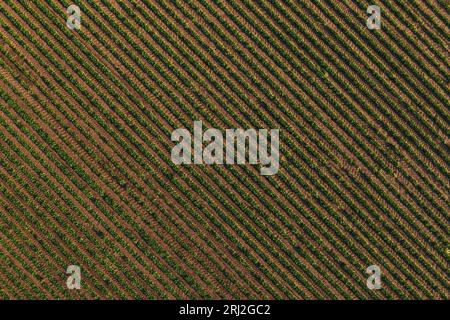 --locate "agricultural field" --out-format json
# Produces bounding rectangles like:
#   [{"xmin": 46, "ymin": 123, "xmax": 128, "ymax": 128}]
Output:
[{"xmin": 0, "ymin": 0, "xmax": 448, "ymax": 299}]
